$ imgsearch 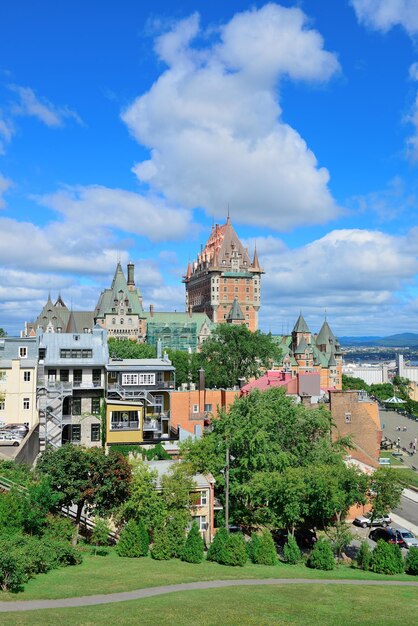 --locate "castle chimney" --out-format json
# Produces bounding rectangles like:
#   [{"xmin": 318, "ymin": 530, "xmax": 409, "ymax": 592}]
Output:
[
  {"xmin": 150, "ymin": 304, "xmax": 154, "ymax": 318},
  {"xmin": 127, "ymin": 262, "xmax": 135, "ymax": 291}
]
